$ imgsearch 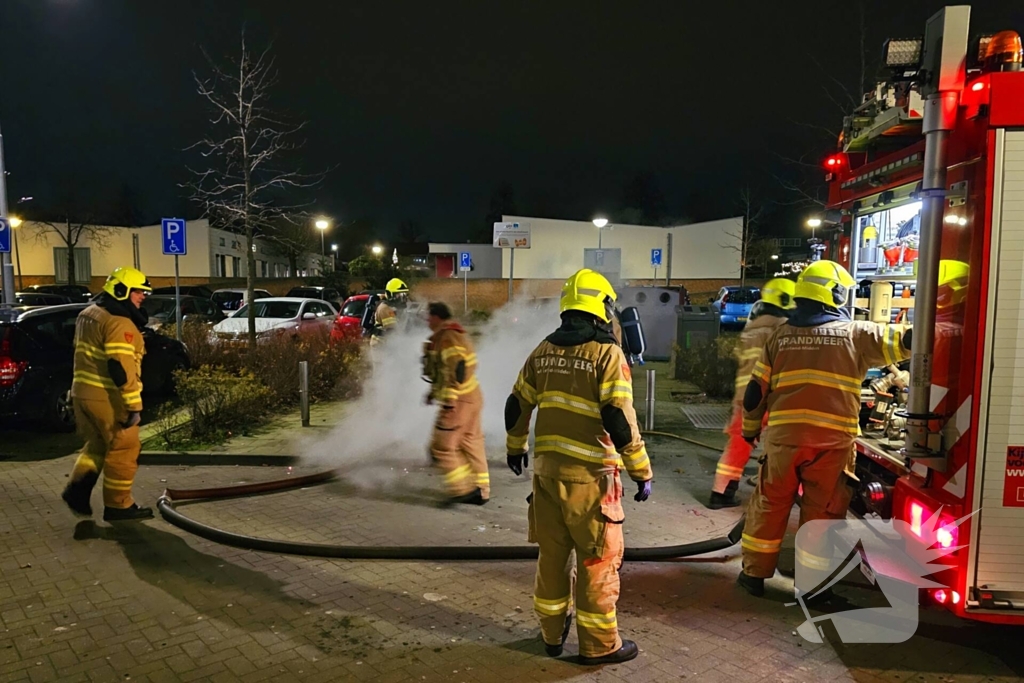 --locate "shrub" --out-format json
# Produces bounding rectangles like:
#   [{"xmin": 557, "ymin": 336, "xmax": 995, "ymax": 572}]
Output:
[
  {"xmin": 166, "ymin": 366, "xmax": 273, "ymax": 447},
  {"xmin": 674, "ymin": 334, "xmax": 740, "ymax": 399}
]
